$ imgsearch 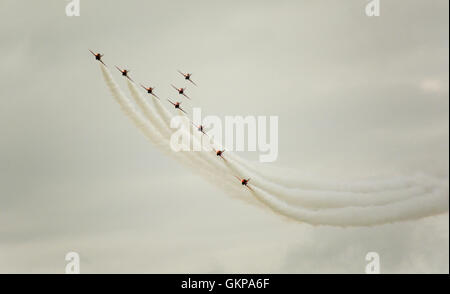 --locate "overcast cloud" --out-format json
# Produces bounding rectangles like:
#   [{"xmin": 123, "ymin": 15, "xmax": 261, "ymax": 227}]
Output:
[{"xmin": 0, "ymin": 0, "xmax": 448, "ymax": 273}]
